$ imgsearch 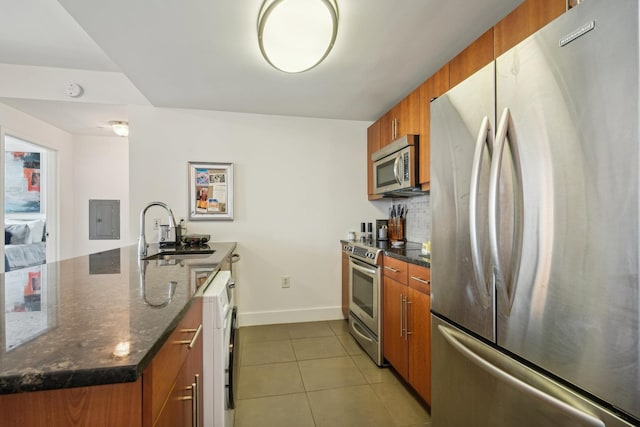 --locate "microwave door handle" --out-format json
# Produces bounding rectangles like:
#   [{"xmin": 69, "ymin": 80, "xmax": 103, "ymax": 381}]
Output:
[{"xmin": 393, "ymin": 155, "xmax": 402, "ymax": 185}]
